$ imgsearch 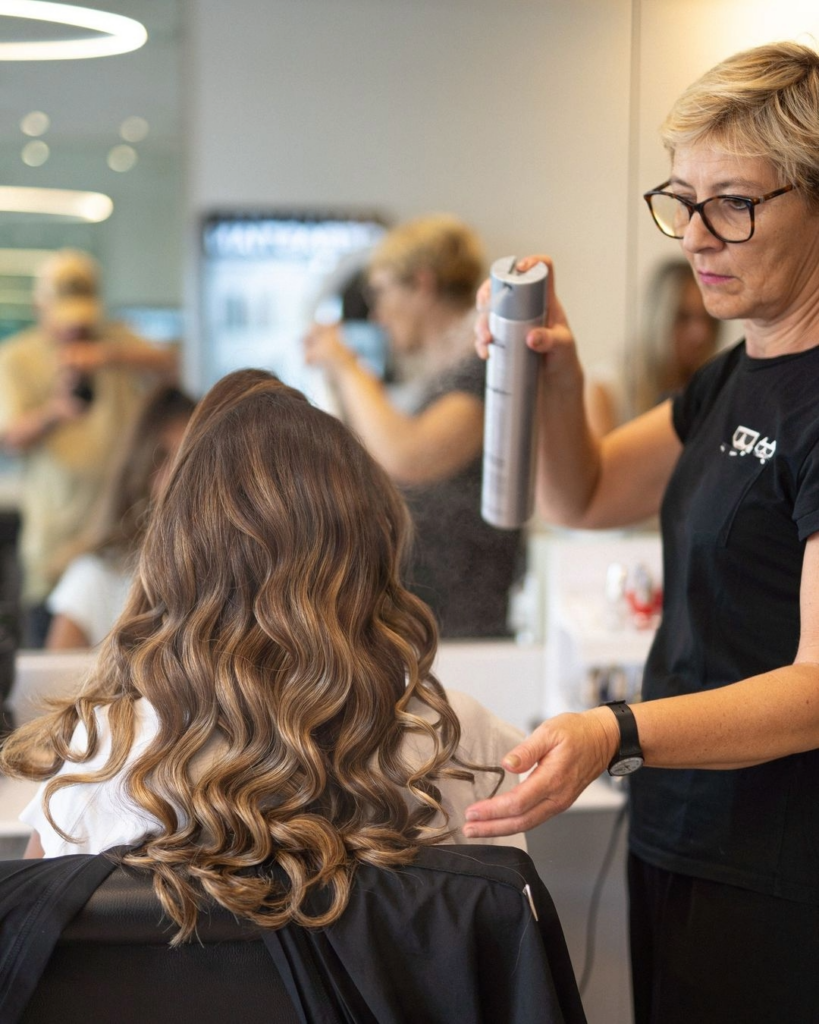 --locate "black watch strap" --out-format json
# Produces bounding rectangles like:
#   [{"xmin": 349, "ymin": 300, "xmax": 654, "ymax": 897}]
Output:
[{"xmin": 602, "ymin": 700, "xmax": 643, "ymax": 775}]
